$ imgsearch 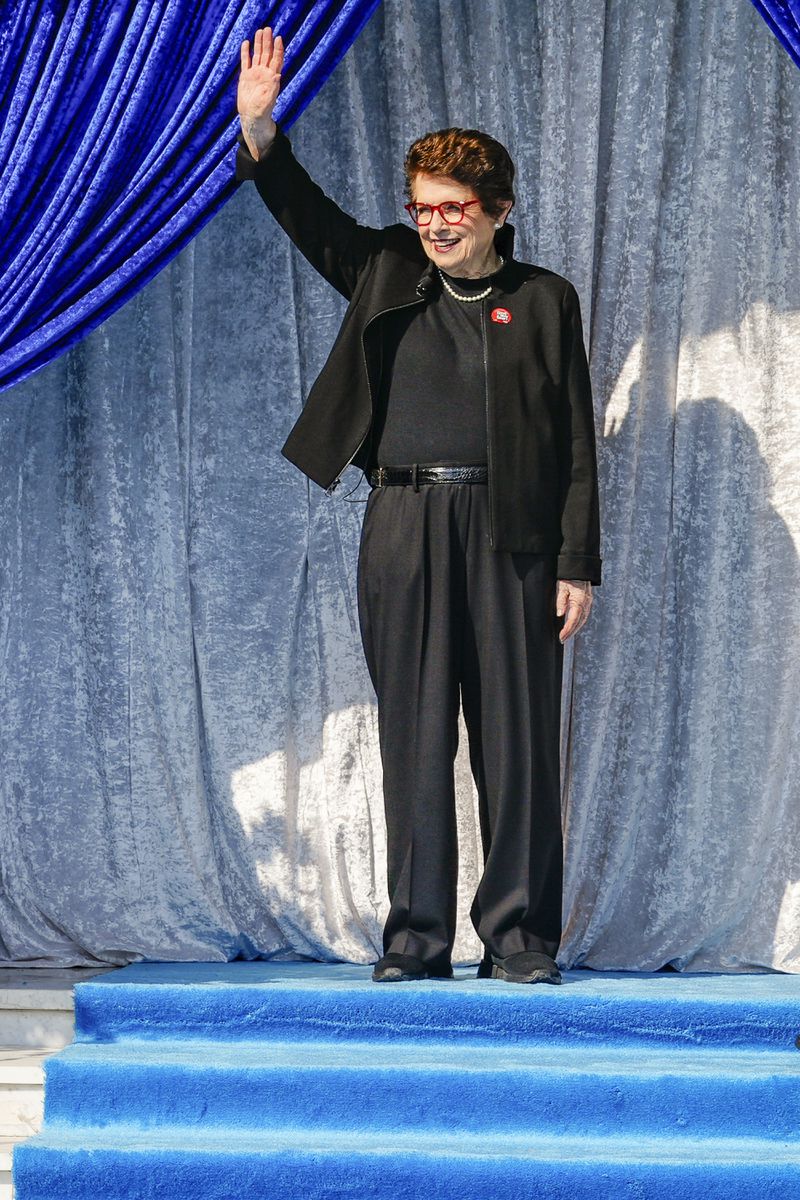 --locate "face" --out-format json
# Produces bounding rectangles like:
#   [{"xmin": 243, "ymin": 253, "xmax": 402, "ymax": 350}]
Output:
[{"xmin": 411, "ymin": 172, "xmax": 511, "ymax": 277}]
